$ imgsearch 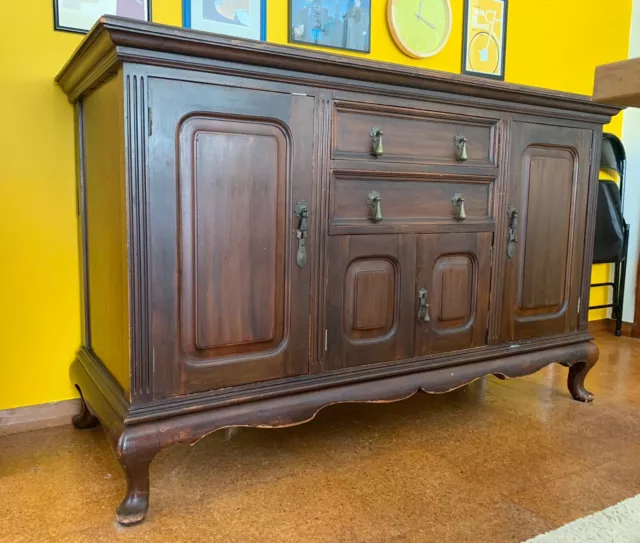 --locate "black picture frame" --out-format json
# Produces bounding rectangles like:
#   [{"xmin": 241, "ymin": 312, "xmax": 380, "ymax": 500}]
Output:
[
  {"xmin": 288, "ymin": 0, "xmax": 371, "ymax": 54},
  {"xmin": 53, "ymin": 0, "xmax": 153, "ymax": 34},
  {"xmin": 461, "ymin": 0, "xmax": 508, "ymax": 81}
]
